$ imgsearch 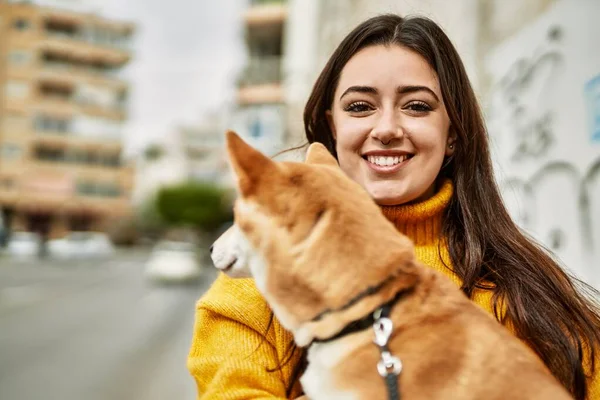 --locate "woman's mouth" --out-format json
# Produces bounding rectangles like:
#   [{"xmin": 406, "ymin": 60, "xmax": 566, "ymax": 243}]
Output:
[{"xmin": 363, "ymin": 154, "xmax": 414, "ymax": 174}]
